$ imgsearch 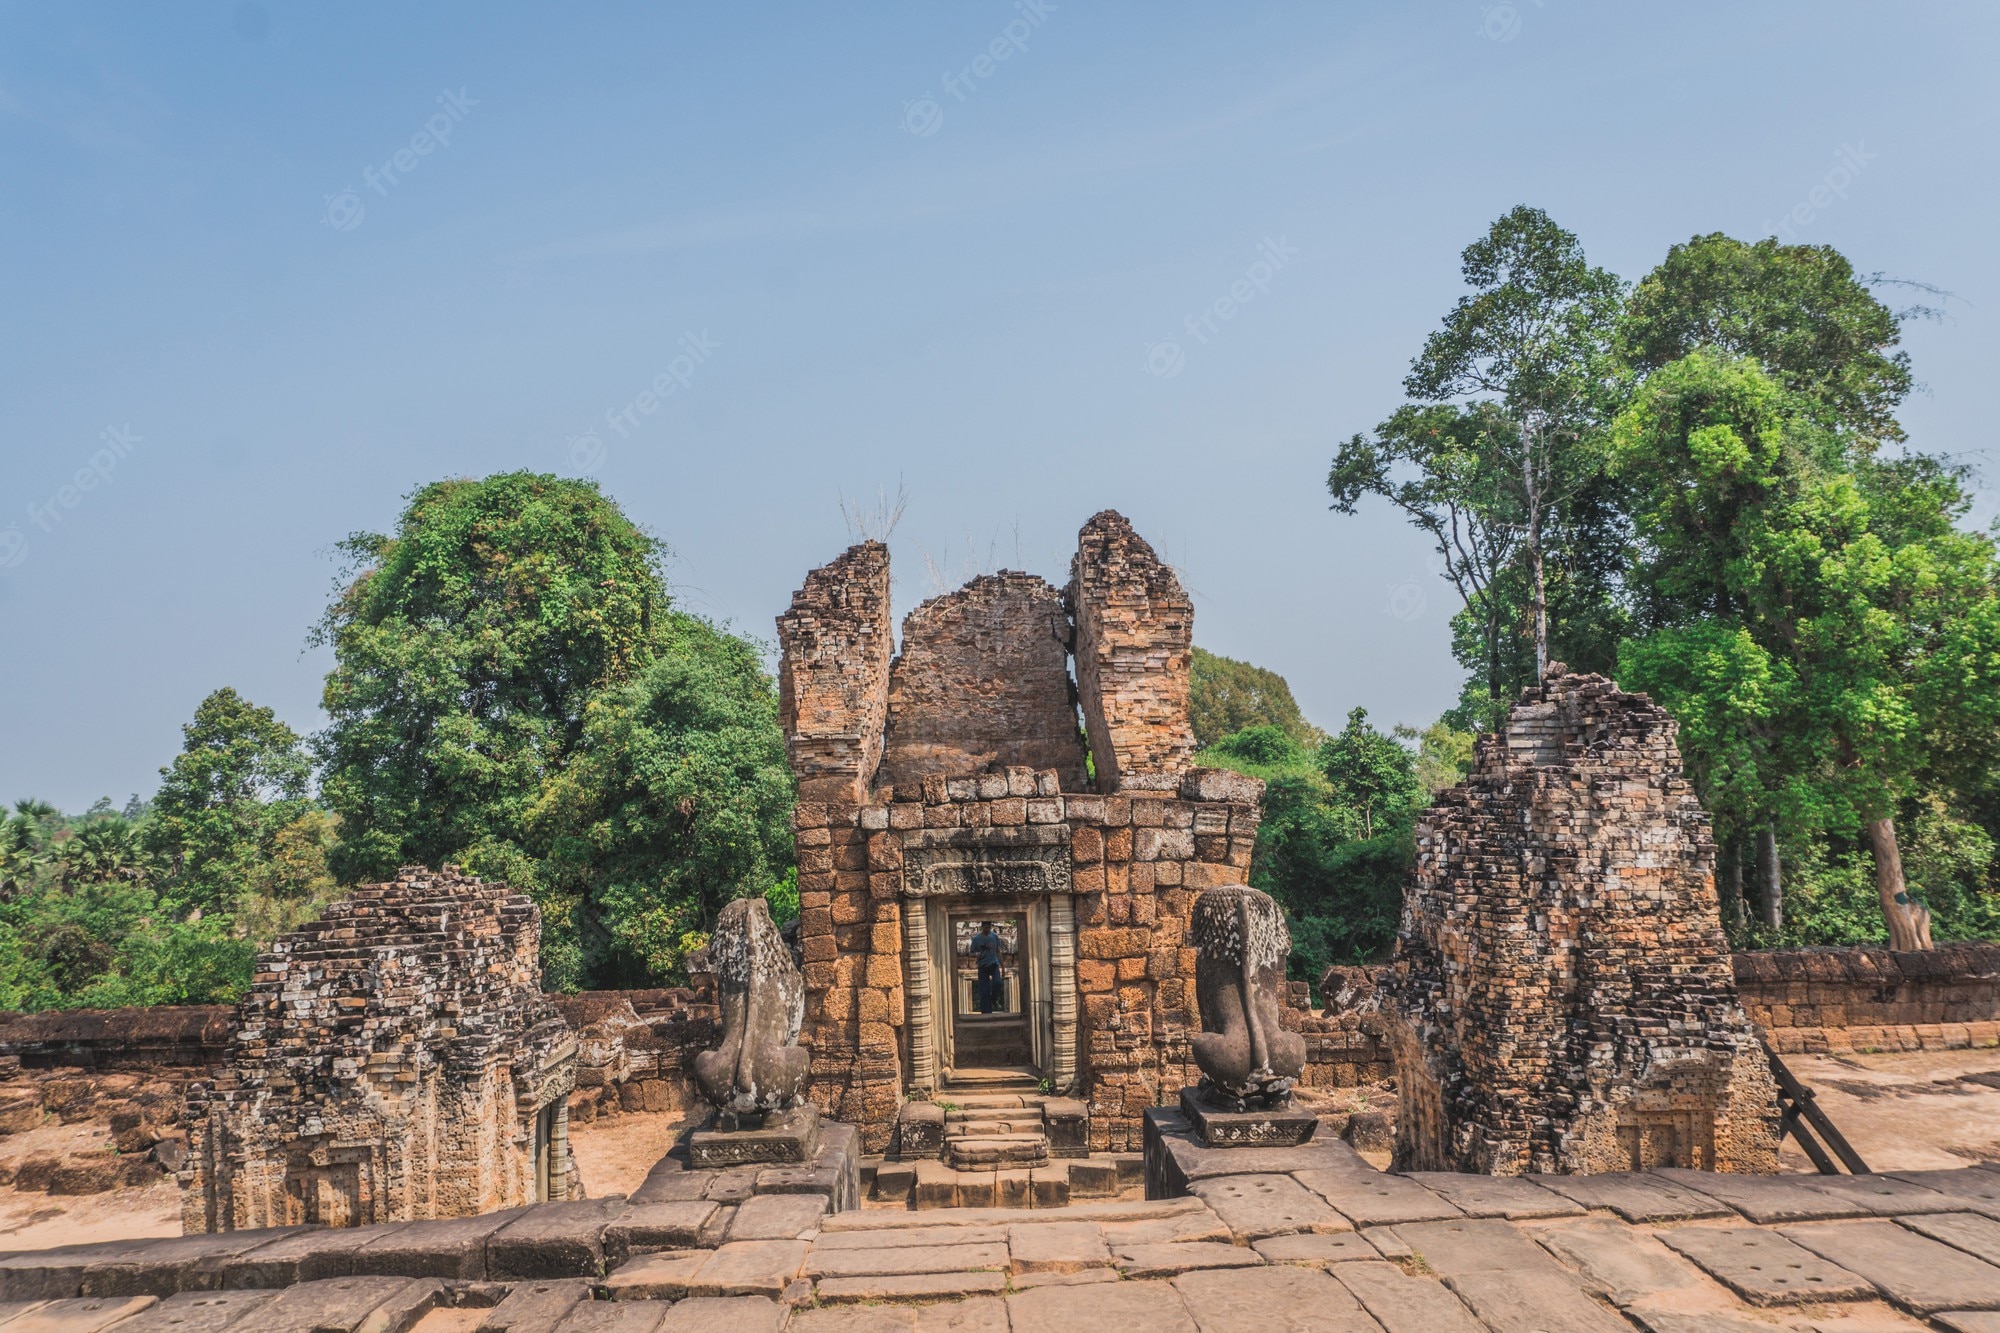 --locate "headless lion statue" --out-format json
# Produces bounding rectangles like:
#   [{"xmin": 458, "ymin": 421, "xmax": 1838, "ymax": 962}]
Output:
[
  {"xmin": 1191, "ymin": 884, "xmax": 1307, "ymax": 1111},
  {"xmin": 693, "ymin": 896, "xmax": 811, "ymax": 1127}
]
